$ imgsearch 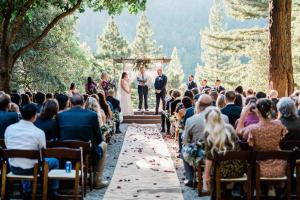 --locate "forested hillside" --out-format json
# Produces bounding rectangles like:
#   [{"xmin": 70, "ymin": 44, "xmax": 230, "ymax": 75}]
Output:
[{"xmin": 76, "ymin": 0, "xmax": 266, "ymax": 78}]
